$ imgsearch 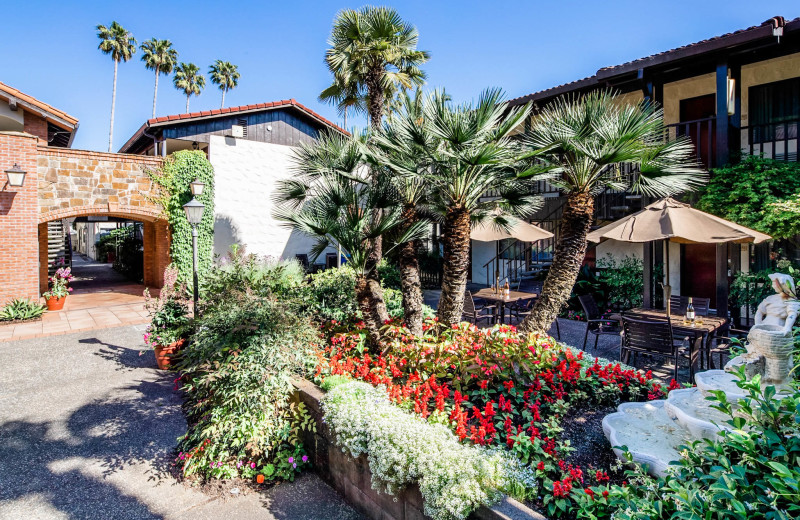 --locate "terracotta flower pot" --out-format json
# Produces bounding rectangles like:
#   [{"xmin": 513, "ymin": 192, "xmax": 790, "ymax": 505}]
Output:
[
  {"xmin": 46, "ymin": 296, "xmax": 66, "ymax": 311},
  {"xmin": 153, "ymin": 339, "xmax": 185, "ymax": 370}
]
